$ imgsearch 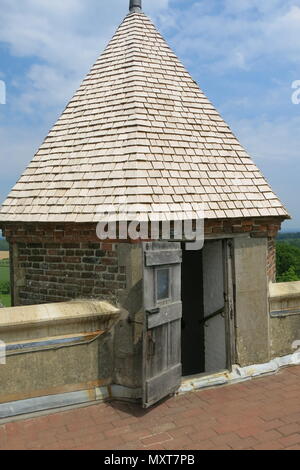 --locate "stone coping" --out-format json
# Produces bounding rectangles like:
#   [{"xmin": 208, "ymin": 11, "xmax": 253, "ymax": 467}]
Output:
[
  {"xmin": 0, "ymin": 300, "xmax": 120, "ymax": 329},
  {"xmin": 269, "ymin": 281, "xmax": 300, "ymax": 301}
]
